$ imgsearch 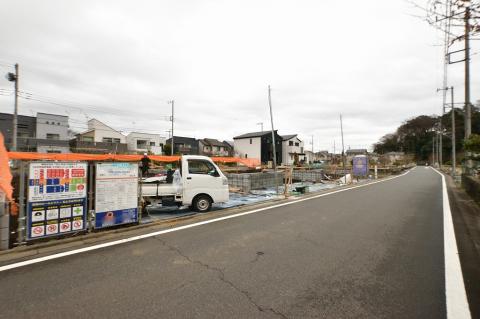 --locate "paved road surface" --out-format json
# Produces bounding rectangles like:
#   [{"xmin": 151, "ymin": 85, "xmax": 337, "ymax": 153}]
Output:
[{"xmin": 0, "ymin": 167, "xmax": 463, "ymax": 318}]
